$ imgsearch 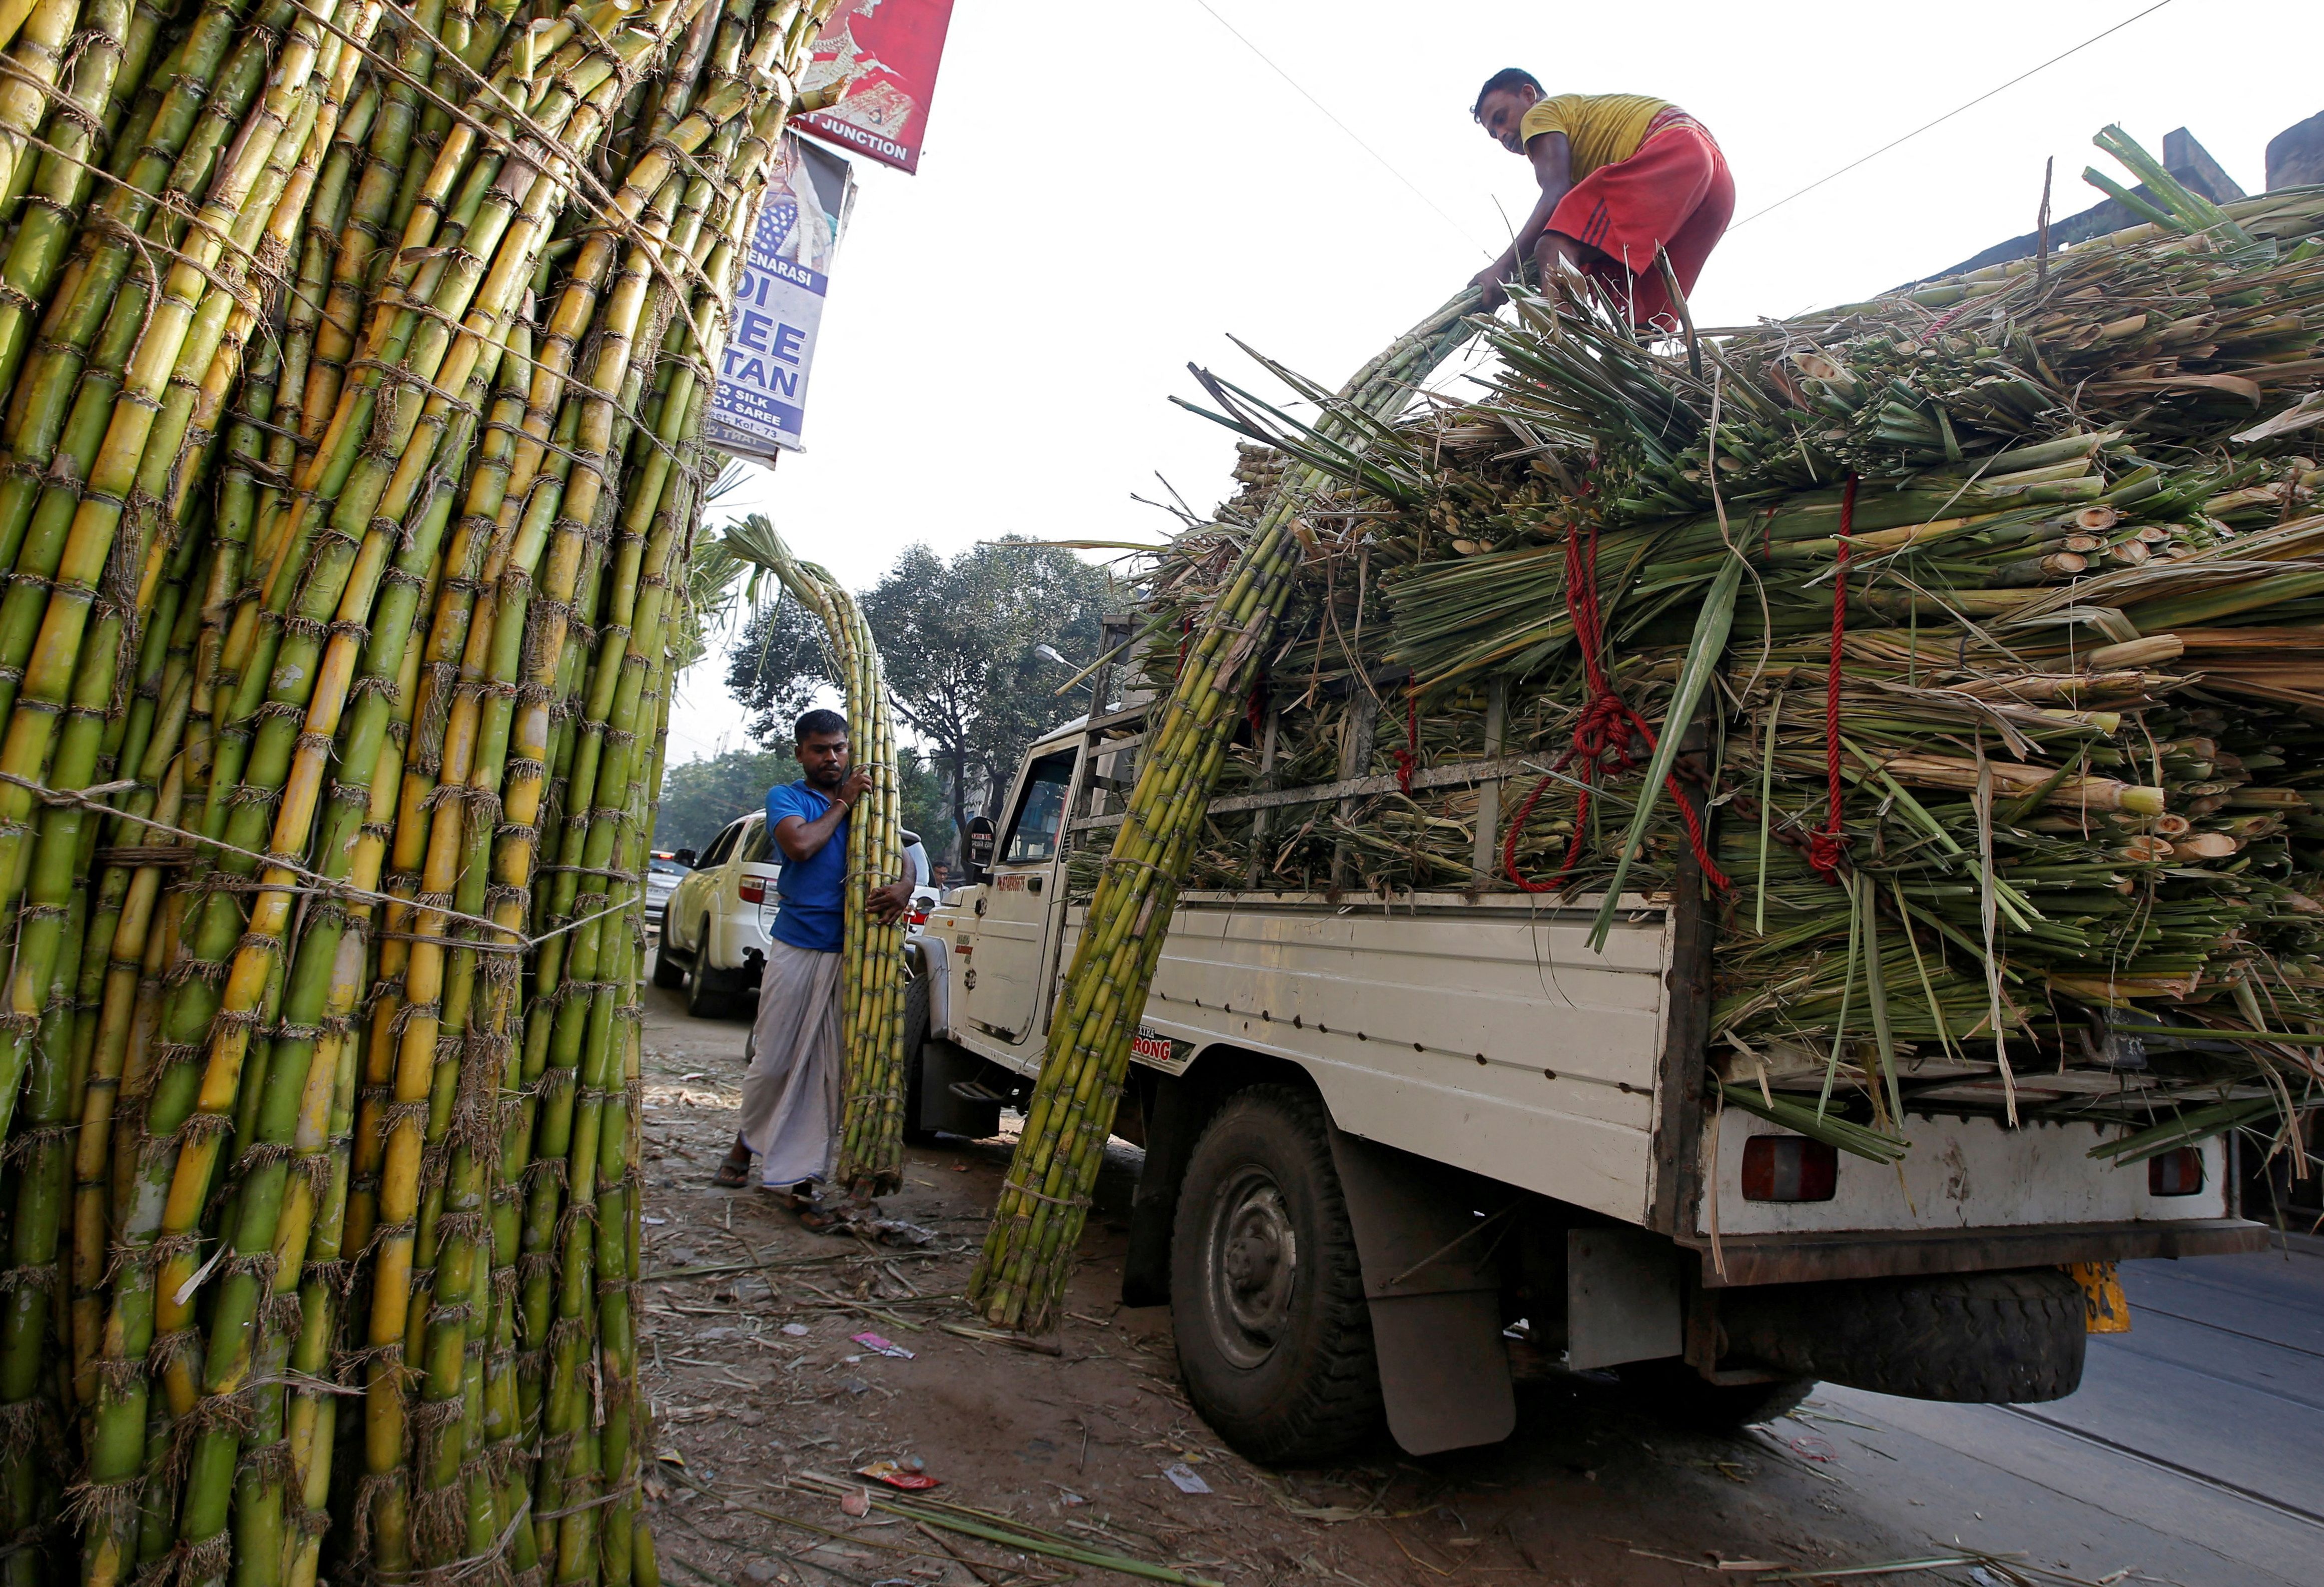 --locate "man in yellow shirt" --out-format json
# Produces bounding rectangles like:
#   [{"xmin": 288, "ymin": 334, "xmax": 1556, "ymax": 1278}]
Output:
[{"xmin": 1470, "ymin": 69, "xmax": 1733, "ymax": 328}]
